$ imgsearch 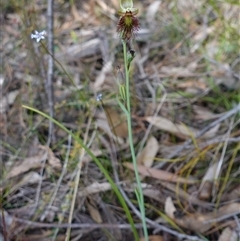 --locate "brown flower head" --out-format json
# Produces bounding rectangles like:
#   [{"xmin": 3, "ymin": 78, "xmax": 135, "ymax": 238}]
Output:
[
  {"xmin": 117, "ymin": 0, "xmax": 139, "ymax": 42},
  {"xmin": 117, "ymin": 9, "xmax": 139, "ymax": 41}
]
